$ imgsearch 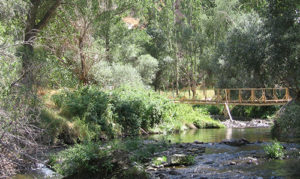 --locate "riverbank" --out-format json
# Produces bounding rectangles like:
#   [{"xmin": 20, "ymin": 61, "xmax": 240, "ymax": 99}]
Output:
[{"xmin": 39, "ymin": 87, "xmax": 224, "ymax": 145}]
